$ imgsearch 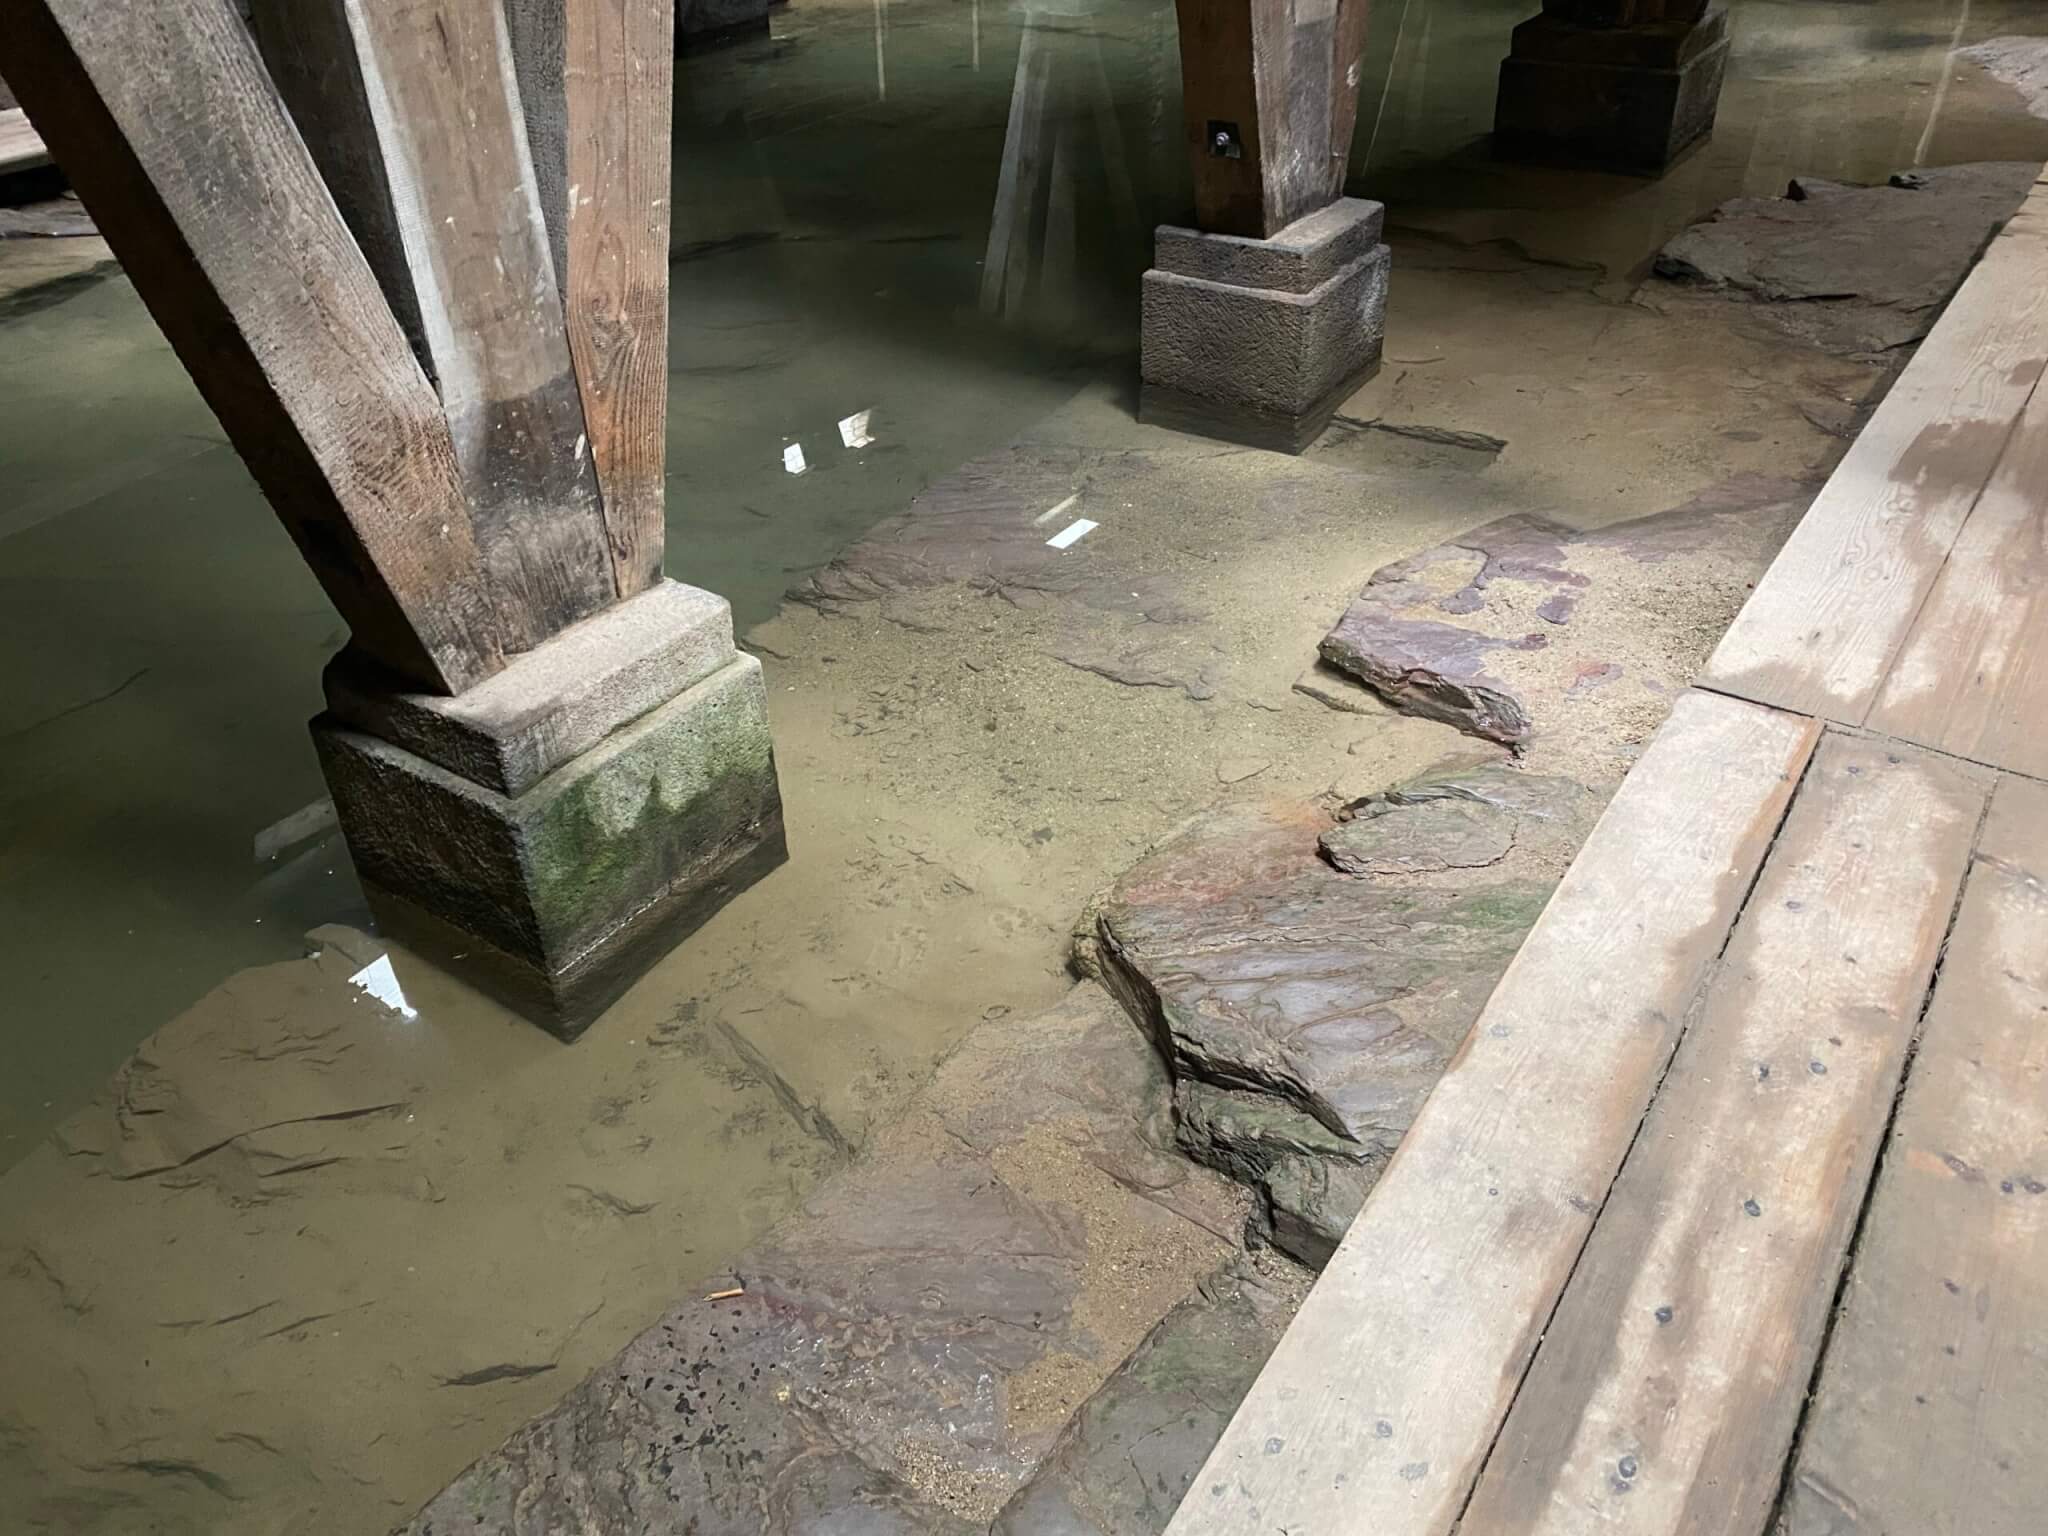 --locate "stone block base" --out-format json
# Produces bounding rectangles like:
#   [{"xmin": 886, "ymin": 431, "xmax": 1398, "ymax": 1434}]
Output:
[
  {"xmin": 314, "ymin": 581, "xmax": 786, "ymax": 1038},
  {"xmin": 677, "ymin": 0, "xmax": 770, "ymax": 50},
  {"xmin": 1140, "ymin": 198, "xmax": 1390, "ymax": 454},
  {"xmin": 1494, "ymin": 6, "xmax": 1730, "ymax": 173}
]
